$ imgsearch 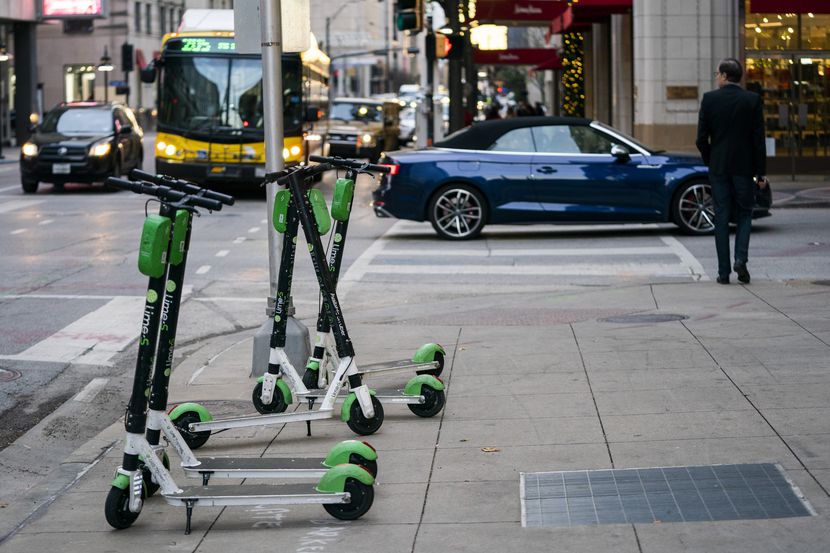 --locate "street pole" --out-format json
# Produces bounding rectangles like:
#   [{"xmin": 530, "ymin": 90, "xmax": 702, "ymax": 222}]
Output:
[
  {"xmin": 447, "ymin": 0, "xmax": 464, "ymax": 133},
  {"xmin": 261, "ymin": 0, "xmax": 285, "ymax": 317},
  {"xmin": 425, "ymin": 11, "xmax": 435, "ymax": 145}
]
